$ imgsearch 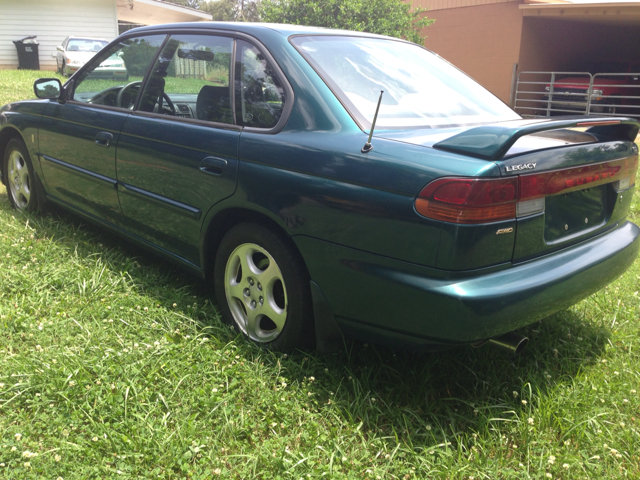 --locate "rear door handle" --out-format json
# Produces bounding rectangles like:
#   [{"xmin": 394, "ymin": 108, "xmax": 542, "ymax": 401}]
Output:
[
  {"xmin": 200, "ymin": 157, "xmax": 227, "ymax": 176},
  {"xmin": 95, "ymin": 132, "xmax": 113, "ymax": 148}
]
